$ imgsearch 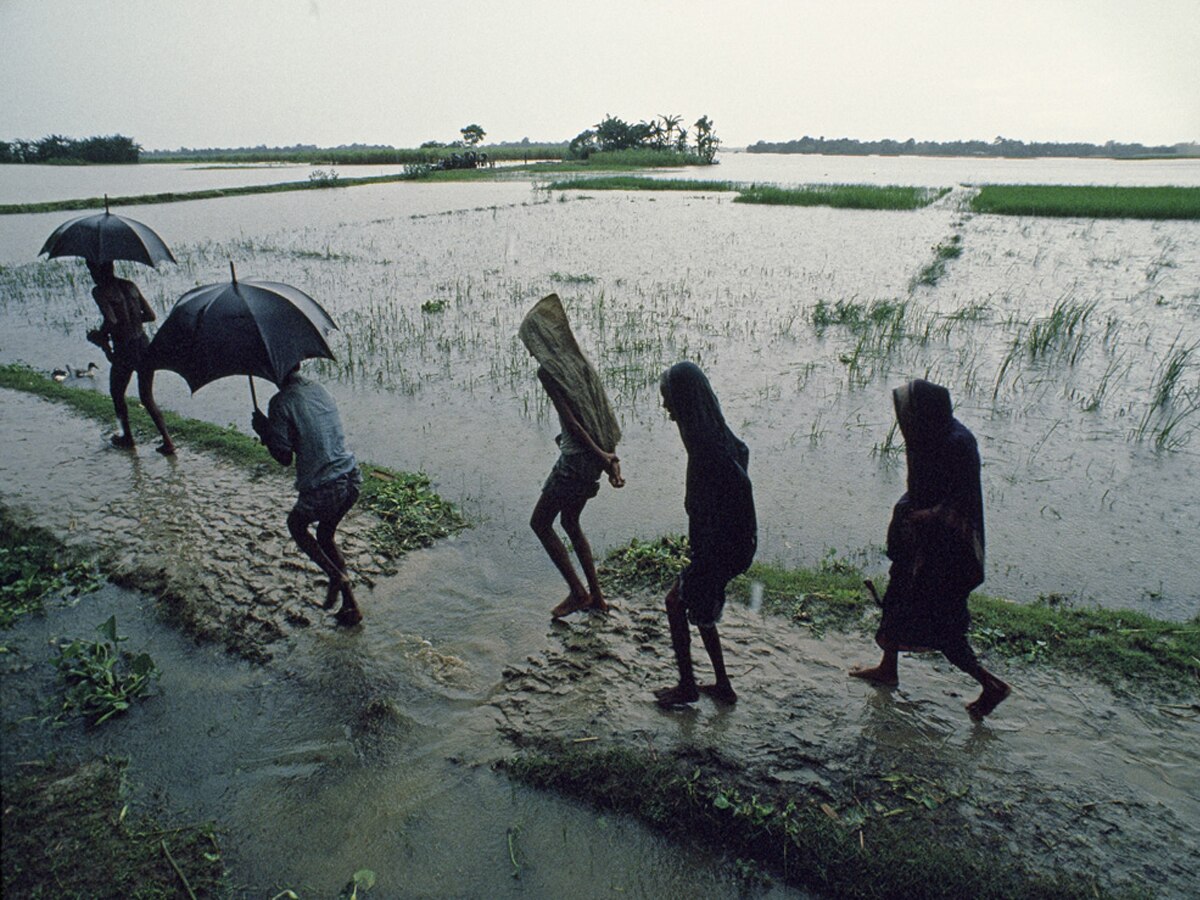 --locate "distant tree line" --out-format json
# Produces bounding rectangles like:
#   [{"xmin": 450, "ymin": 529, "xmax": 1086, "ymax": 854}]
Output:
[
  {"xmin": 569, "ymin": 114, "xmax": 721, "ymax": 163},
  {"xmin": 1, "ymin": 134, "xmax": 140, "ymax": 164},
  {"xmin": 747, "ymin": 136, "xmax": 1196, "ymax": 159}
]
